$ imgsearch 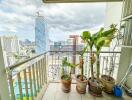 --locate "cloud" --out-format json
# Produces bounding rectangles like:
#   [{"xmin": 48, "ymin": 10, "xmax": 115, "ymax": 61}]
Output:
[{"xmin": 0, "ymin": 0, "xmax": 106, "ymax": 41}]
